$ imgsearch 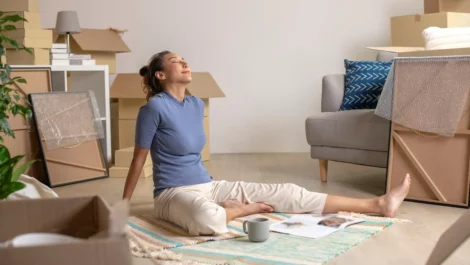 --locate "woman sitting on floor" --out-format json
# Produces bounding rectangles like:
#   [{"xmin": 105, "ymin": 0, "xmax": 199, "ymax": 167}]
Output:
[{"xmin": 122, "ymin": 51, "xmax": 411, "ymax": 236}]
